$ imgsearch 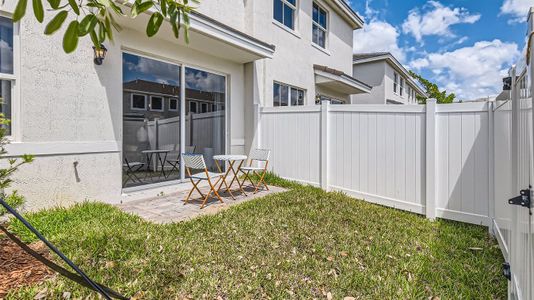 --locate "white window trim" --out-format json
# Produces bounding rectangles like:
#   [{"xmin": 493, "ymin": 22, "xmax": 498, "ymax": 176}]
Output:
[
  {"xmin": 0, "ymin": 14, "xmax": 19, "ymax": 140},
  {"xmin": 130, "ymin": 94, "xmax": 147, "ymax": 111},
  {"xmin": 400, "ymin": 78, "xmax": 404, "ymax": 97},
  {"xmin": 312, "ymin": 2, "xmax": 328, "ymax": 49},
  {"xmin": 273, "ymin": 0, "xmax": 298, "ymax": 31},
  {"xmin": 273, "ymin": 81, "xmax": 306, "ymax": 107},
  {"xmin": 168, "ymin": 98, "xmax": 179, "ymax": 111},
  {"xmin": 149, "ymin": 95, "xmax": 164, "ymax": 112},
  {"xmin": 393, "ymin": 72, "xmax": 398, "ymax": 94}
]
